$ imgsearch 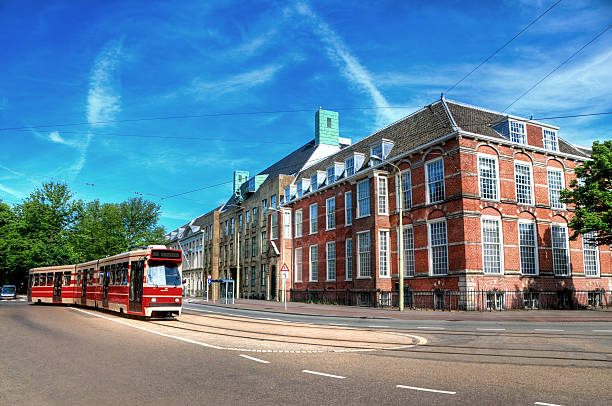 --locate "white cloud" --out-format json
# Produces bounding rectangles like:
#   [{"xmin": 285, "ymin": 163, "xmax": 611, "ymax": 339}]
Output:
[
  {"xmin": 189, "ymin": 64, "xmax": 282, "ymax": 99},
  {"xmin": 294, "ymin": 2, "xmax": 398, "ymax": 127},
  {"xmin": 87, "ymin": 41, "xmax": 123, "ymax": 125}
]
